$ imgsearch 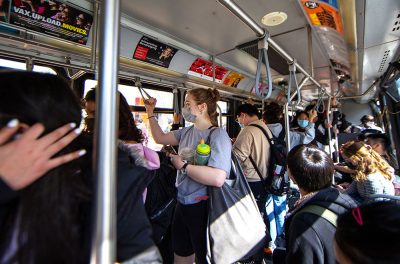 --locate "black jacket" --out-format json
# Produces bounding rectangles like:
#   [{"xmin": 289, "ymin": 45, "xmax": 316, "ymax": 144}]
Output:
[{"xmin": 285, "ymin": 187, "xmax": 357, "ymax": 264}]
